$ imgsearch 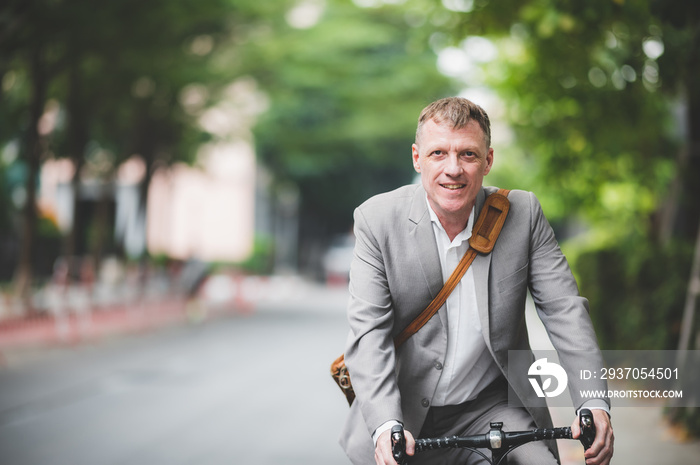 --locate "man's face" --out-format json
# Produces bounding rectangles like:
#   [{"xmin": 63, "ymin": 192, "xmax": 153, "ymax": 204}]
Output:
[{"xmin": 412, "ymin": 119, "xmax": 493, "ymax": 228}]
